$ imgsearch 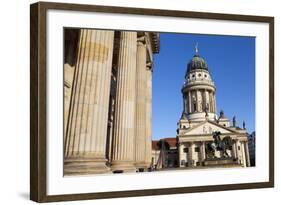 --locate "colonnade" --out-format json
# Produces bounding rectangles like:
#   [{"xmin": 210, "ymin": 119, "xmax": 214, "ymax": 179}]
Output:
[
  {"xmin": 63, "ymin": 29, "xmax": 159, "ymax": 175},
  {"xmin": 179, "ymin": 139, "xmax": 250, "ymax": 168},
  {"xmin": 184, "ymin": 89, "xmax": 216, "ymax": 114}
]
